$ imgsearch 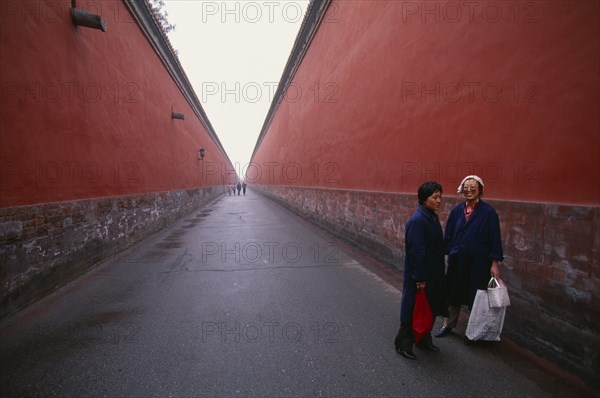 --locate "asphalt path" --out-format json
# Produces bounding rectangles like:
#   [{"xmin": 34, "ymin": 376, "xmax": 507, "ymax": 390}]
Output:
[{"xmin": 0, "ymin": 189, "xmax": 593, "ymax": 397}]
